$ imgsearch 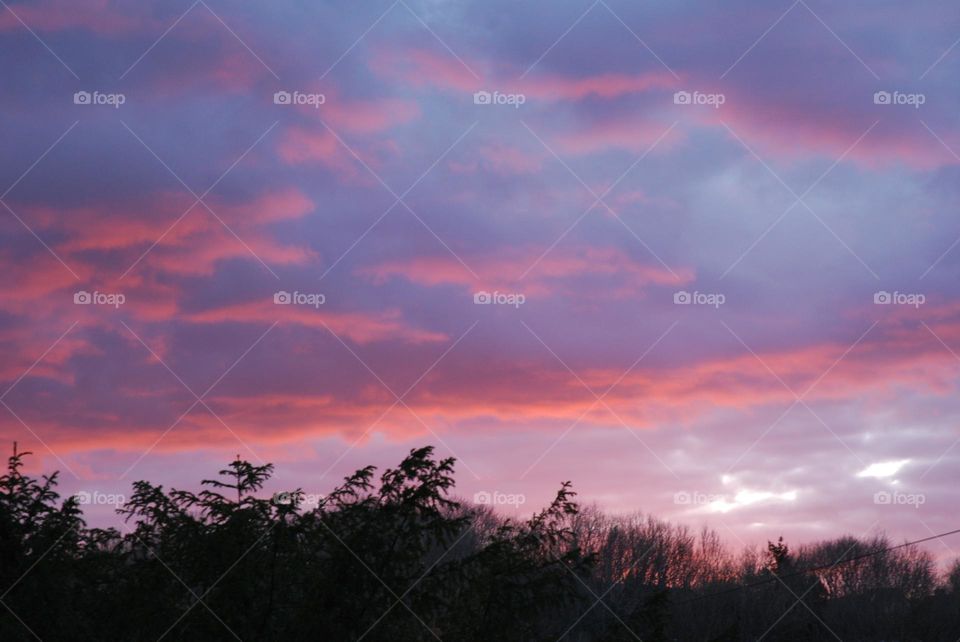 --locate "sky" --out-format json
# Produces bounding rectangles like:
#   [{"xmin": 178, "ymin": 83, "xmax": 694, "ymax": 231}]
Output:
[{"xmin": 1, "ymin": 0, "xmax": 960, "ymax": 553}]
